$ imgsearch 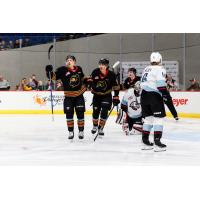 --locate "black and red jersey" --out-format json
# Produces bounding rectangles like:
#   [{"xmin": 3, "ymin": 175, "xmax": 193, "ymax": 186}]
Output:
[
  {"xmin": 90, "ymin": 68, "xmax": 120, "ymax": 96},
  {"xmin": 50, "ymin": 65, "xmax": 86, "ymax": 97}
]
